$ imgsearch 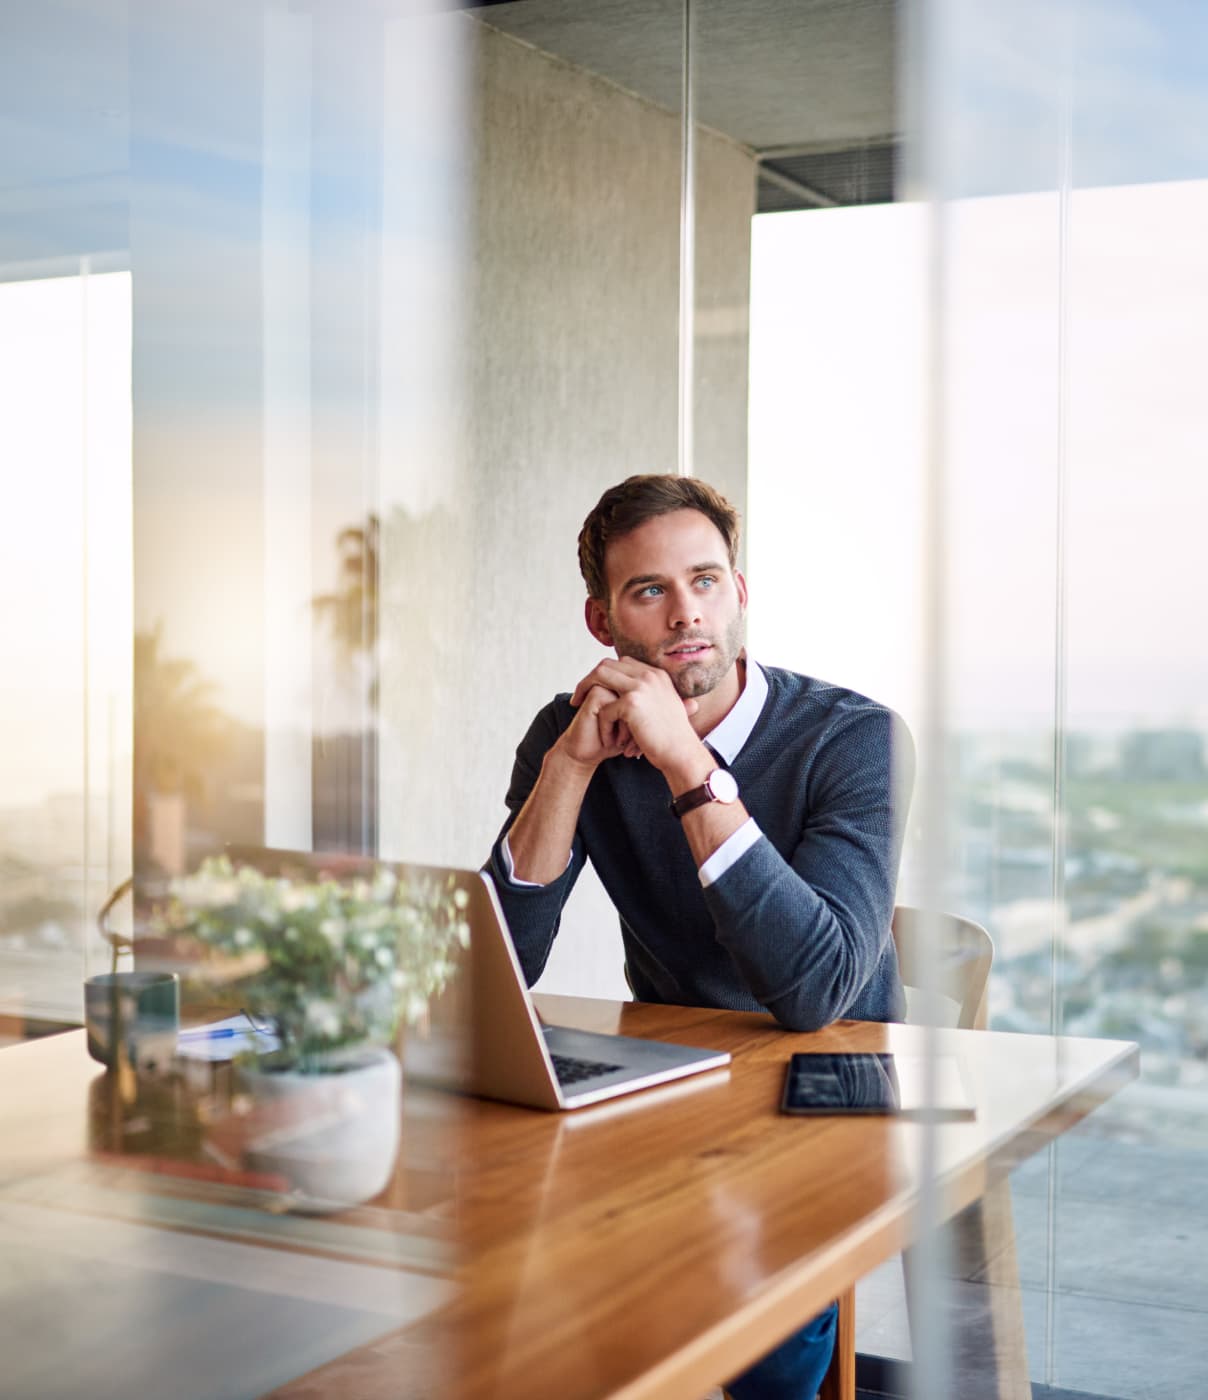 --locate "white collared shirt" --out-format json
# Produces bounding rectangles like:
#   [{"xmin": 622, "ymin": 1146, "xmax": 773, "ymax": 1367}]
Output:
[
  {"xmin": 694, "ymin": 656, "xmax": 766, "ymax": 887},
  {"xmin": 502, "ymin": 656, "xmax": 769, "ymax": 889}
]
